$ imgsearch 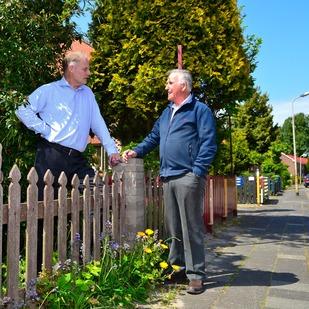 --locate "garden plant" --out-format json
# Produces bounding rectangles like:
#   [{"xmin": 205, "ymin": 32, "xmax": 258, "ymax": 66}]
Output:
[{"xmin": 1, "ymin": 226, "xmax": 181, "ymax": 308}]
